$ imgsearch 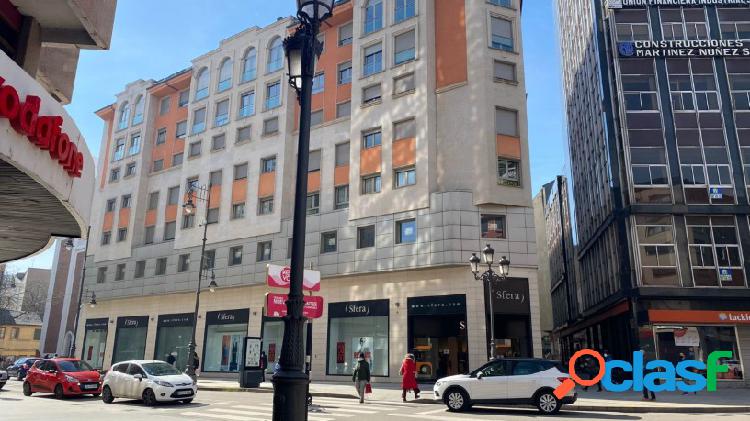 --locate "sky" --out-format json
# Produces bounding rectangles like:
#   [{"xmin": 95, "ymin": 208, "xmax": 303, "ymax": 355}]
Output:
[{"xmin": 10, "ymin": 0, "xmax": 569, "ymax": 272}]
